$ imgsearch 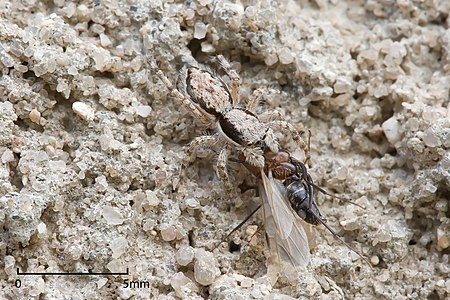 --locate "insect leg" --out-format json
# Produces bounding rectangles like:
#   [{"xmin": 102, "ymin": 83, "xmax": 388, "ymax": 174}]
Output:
[
  {"xmin": 311, "ymin": 210, "xmax": 373, "ymax": 269},
  {"xmin": 212, "ymin": 204, "xmax": 262, "ymax": 250},
  {"xmin": 308, "ymin": 181, "xmax": 365, "ymax": 209}
]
